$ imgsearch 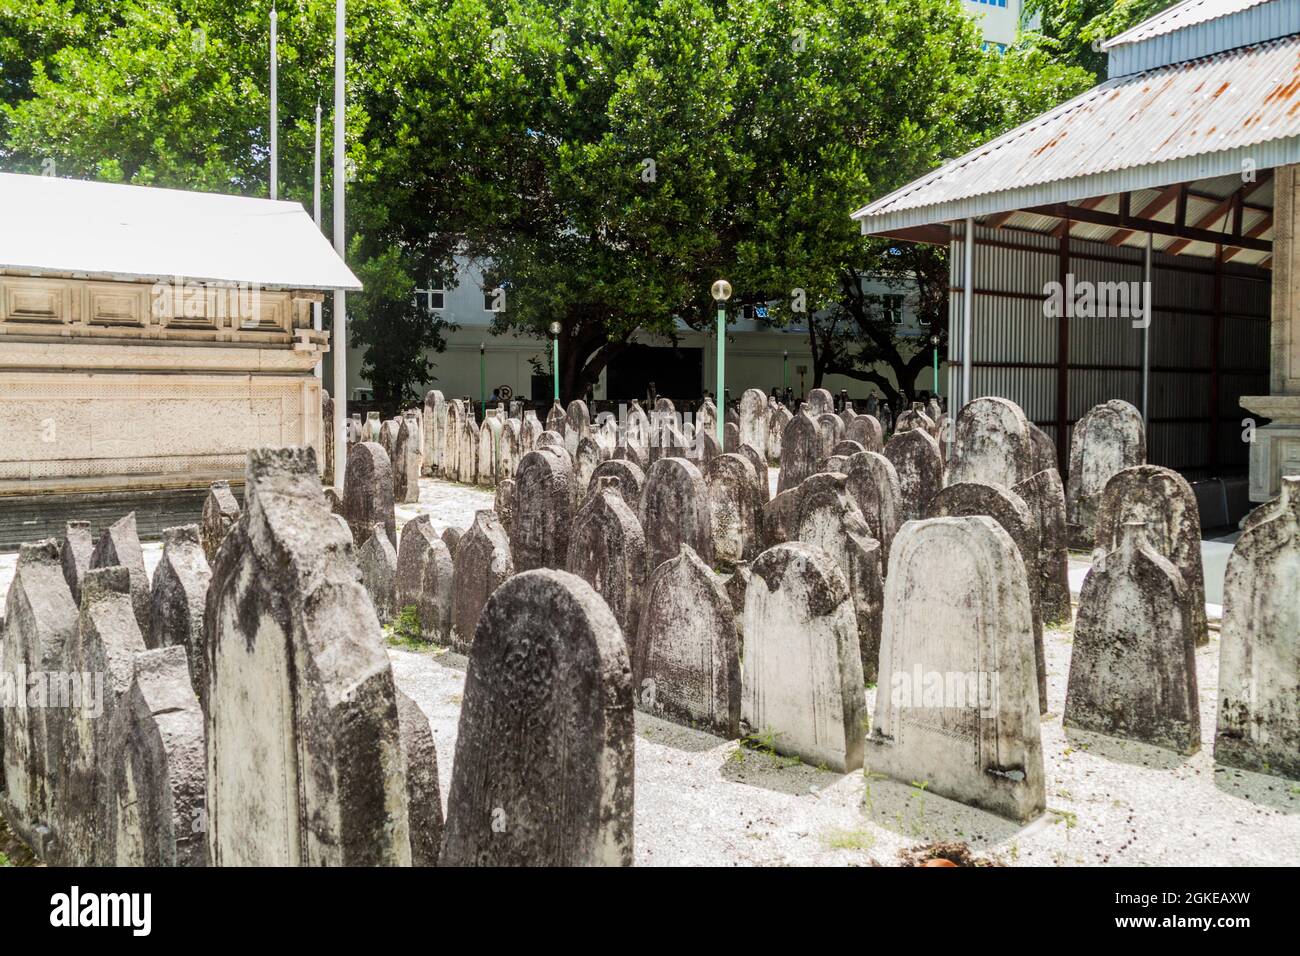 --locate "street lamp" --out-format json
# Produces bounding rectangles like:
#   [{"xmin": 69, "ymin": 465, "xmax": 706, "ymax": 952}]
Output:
[
  {"xmin": 929, "ymin": 332, "xmax": 941, "ymax": 398},
  {"xmin": 479, "ymin": 342, "xmax": 486, "ymax": 418},
  {"xmin": 548, "ymin": 321, "xmax": 562, "ymax": 403},
  {"xmin": 711, "ymin": 279, "xmax": 732, "ymax": 446}
]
